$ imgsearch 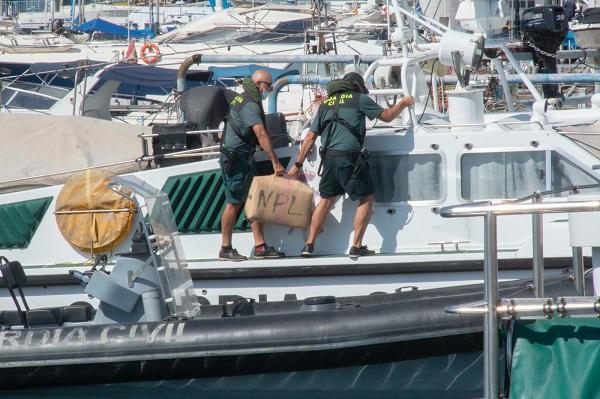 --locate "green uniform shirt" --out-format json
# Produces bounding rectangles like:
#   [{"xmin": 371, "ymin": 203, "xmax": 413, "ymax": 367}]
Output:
[
  {"xmin": 223, "ymin": 95, "xmax": 263, "ymax": 152},
  {"xmin": 310, "ymin": 92, "xmax": 384, "ymax": 151}
]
